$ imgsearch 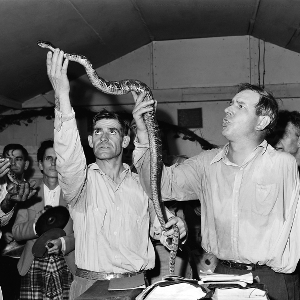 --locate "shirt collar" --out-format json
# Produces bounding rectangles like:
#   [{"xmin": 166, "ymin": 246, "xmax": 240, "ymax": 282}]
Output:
[
  {"xmin": 44, "ymin": 183, "xmax": 61, "ymax": 193},
  {"xmin": 89, "ymin": 162, "xmax": 131, "ymax": 175},
  {"xmin": 210, "ymin": 140, "xmax": 268, "ymax": 165}
]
